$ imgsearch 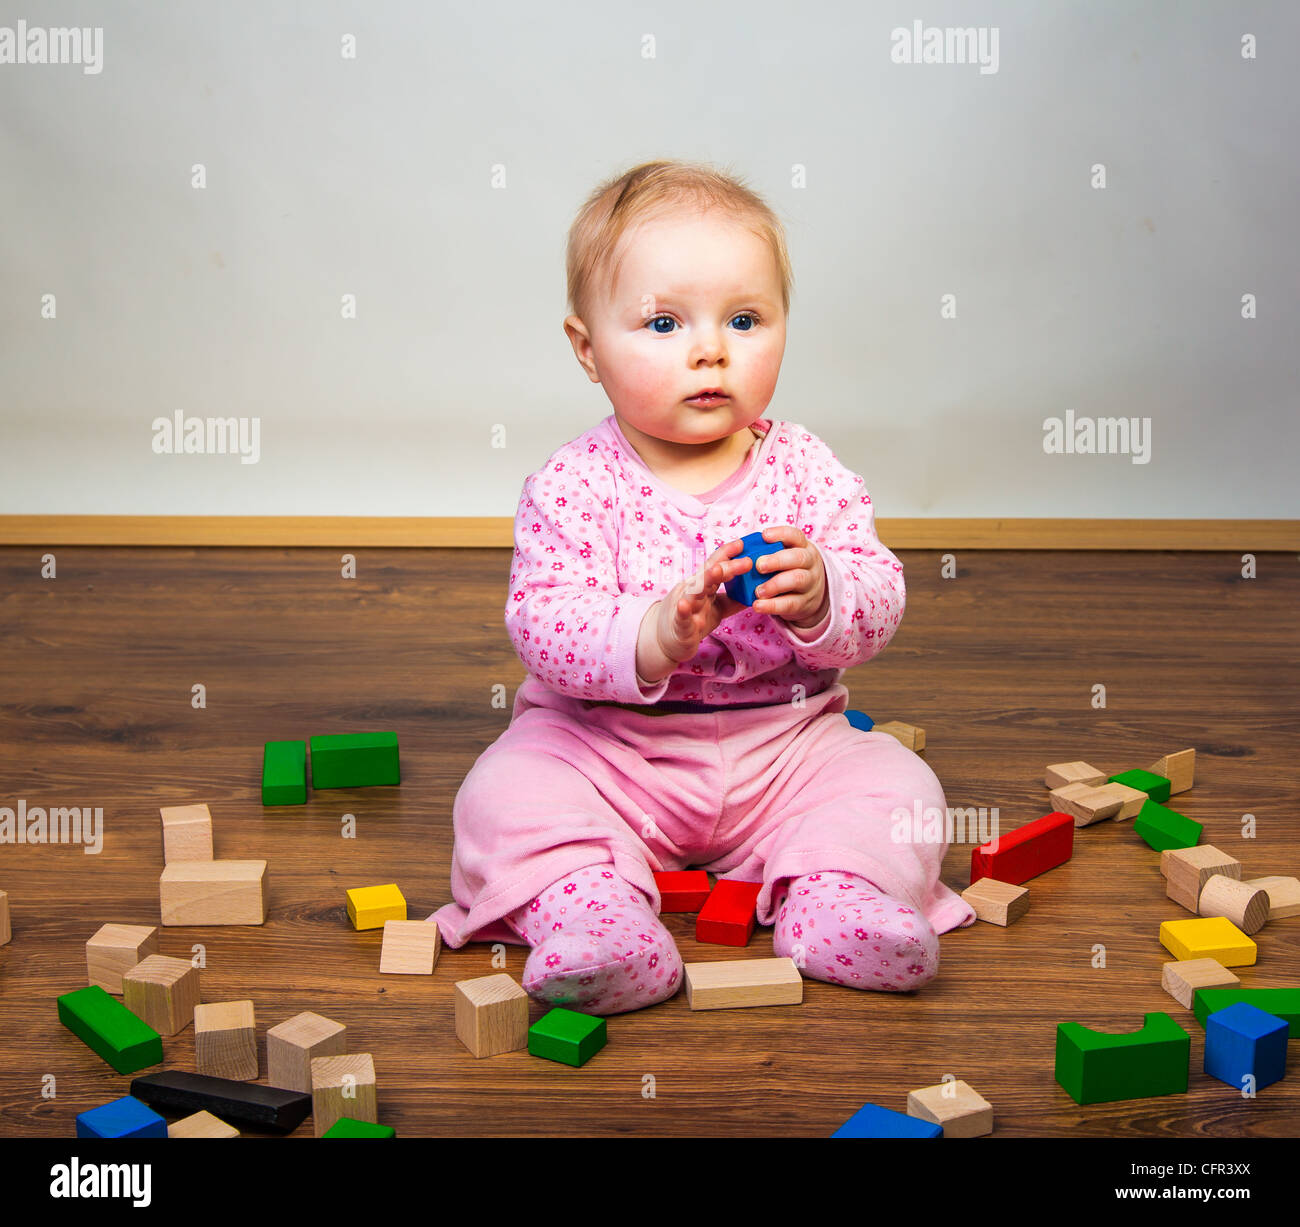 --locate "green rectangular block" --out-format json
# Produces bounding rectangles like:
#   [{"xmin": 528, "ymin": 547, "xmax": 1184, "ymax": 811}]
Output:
[
  {"xmin": 1055, "ymin": 1012, "xmax": 1189, "ymax": 1105},
  {"xmin": 262, "ymin": 739, "xmax": 307, "ymax": 805},
  {"xmin": 1133, "ymin": 799, "xmax": 1202, "ymax": 852},
  {"xmin": 1109, "ymin": 769, "xmax": 1171, "ymax": 804},
  {"xmin": 58, "ymin": 985, "xmax": 163, "ymax": 1075},
  {"xmin": 322, "ymin": 1116, "xmax": 396, "ymax": 1138},
  {"xmin": 1193, "ymin": 987, "xmax": 1300, "ymax": 1031},
  {"xmin": 528, "ymin": 1007, "xmax": 607, "ymax": 1067},
  {"xmin": 309, "ymin": 732, "xmax": 399, "ymax": 789}
]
